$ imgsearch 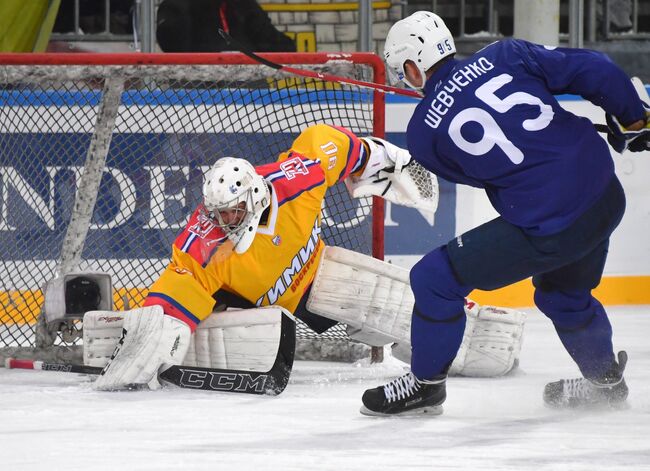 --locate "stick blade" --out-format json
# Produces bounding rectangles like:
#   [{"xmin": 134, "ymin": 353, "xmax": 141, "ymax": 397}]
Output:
[{"xmin": 631, "ymin": 77, "xmax": 650, "ymax": 103}]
